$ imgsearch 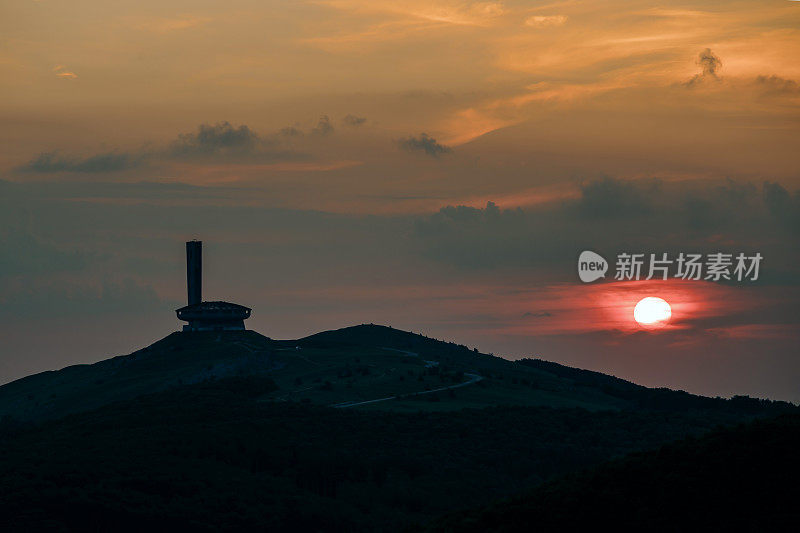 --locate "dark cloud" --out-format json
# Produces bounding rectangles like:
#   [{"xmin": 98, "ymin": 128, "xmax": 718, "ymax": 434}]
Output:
[
  {"xmin": 342, "ymin": 114, "xmax": 367, "ymax": 127},
  {"xmin": 698, "ymin": 48, "xmax": 722, "ymax": 77},
  {"xmin": 755, "ymin": 75, "xmax": 800, "ymax": 95},
  {"xmin": 763, "ymin": 181, "xmax": 800, "ymax": 229},
  {"xmin": 578, "ymin": 177, "xmax": 655, "ymax": 218},
  {"xmin": 412, "ymin": 177, "xmax": 800, "ymax": 283},
  {"xmin": 412, "ymin": 201, "xmax": 544, "ymax": 269},
  {"xmin": 18, "ymin": 122, "xmax": 307, "ymax": 174},
  {"xmin": 19, "ymin": 151, "xmax": 139, "ymax": 173},
  {"xmin": 171, "ymin": 121, "xmax": 260, "ymax": 155},
  {"xmin": 671, "ymin": 292, "xmax": 800, "ymax": 333},
  {"xmin": 164, "ymin": 121, "xmax": 308, "ymax": 161},
  {"xmin": 523, "ymin": 311, "xmax": 553, "ymax": 318},
  {"xmin": 685, "ymin": 48, "xmax": 722, "ymax": 87},
  {"xmin": 398, "ymin": 133, "xmax": 452, "ymax": 157},
  {"xmin": 279, "ymin": 126, "xmax": 304, "ymax": 137},
  {"xmin": 312, "ymin": 115, "xmax": 334, "ymax": 136}
]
